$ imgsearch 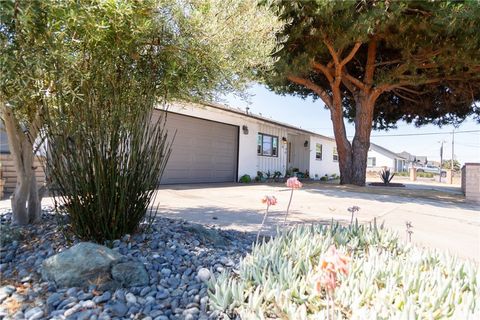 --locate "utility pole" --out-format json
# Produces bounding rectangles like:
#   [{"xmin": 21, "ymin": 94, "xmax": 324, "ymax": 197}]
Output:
[
  {"xmin": 451, "ymin": 129, "xmax": 455, "ymax": 171},
  {"xmin": 439, "ymin": 140, "xmax": 446, "ymax": 183}
]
